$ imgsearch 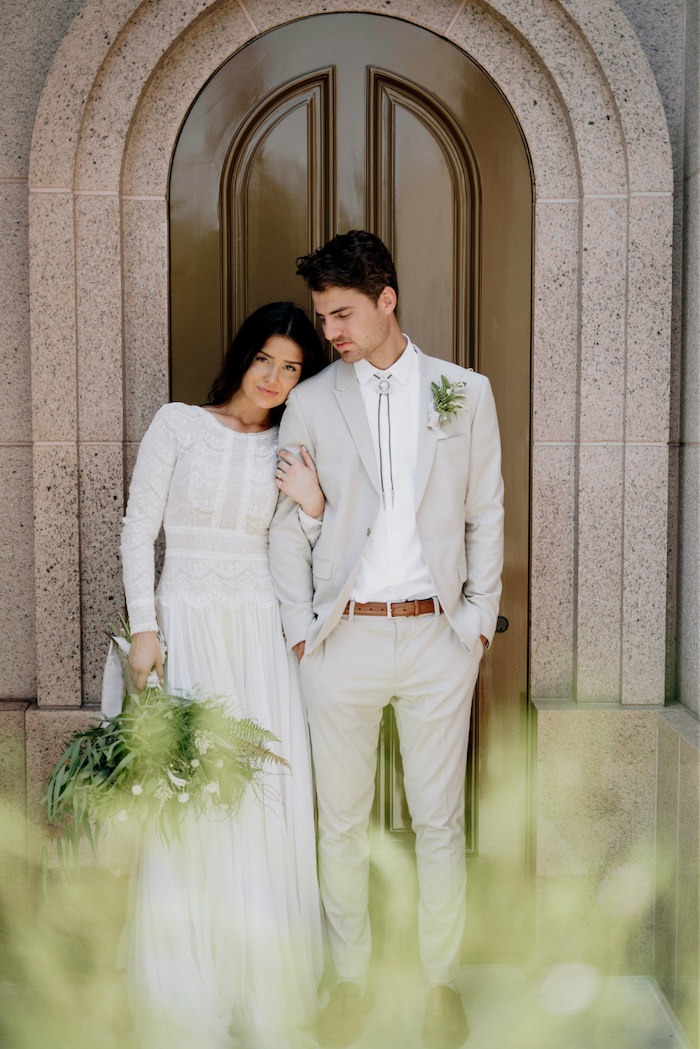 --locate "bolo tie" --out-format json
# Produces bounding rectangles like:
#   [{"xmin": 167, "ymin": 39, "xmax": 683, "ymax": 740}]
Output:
[{"xmin": 374, "ymin": 373, "xmax": 394, "ymax": 508}]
